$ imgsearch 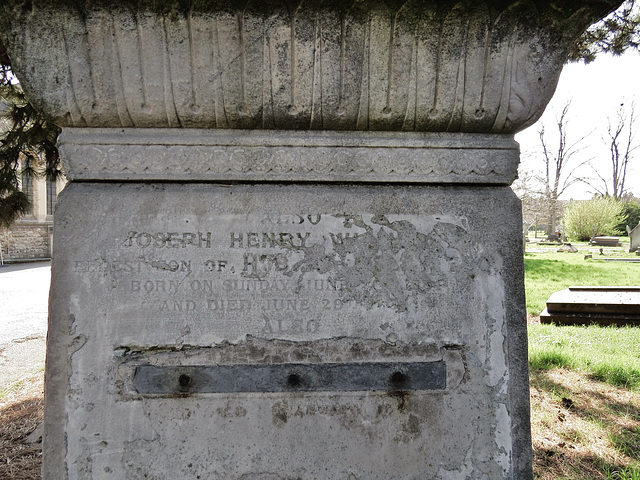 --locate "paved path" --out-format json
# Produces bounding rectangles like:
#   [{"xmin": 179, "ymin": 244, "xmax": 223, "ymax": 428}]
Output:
[{"xmin": 0, "ymin": 261, "xmax": 50, "ymax": 391}]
